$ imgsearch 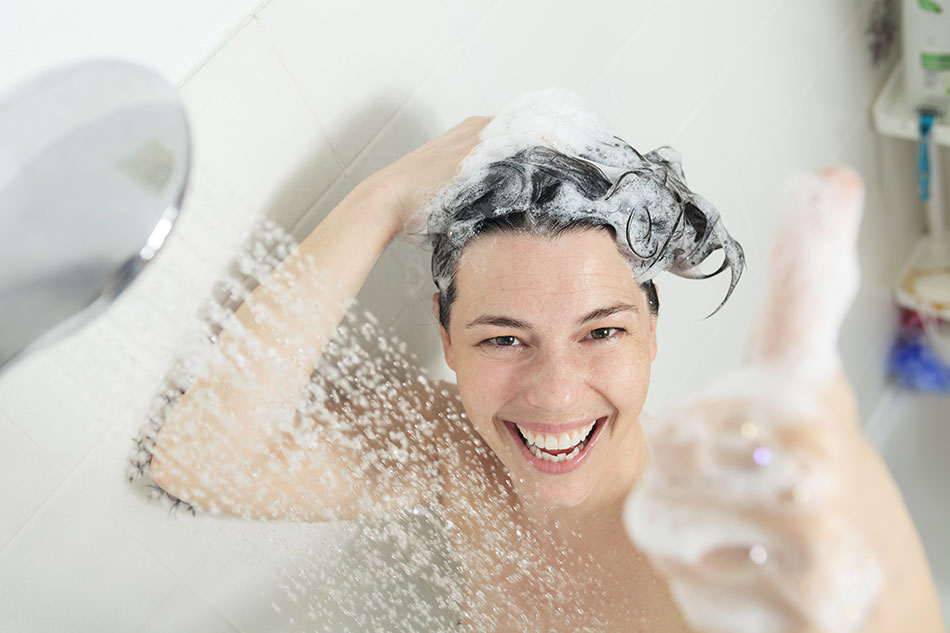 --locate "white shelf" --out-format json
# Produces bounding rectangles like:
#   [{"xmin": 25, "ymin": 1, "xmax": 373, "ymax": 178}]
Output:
[
  {"xmin": 872, "ymin": 63, "xmax": 950, "ymax": 146},
  {"xmin": 894, "ymin": 233, "xmax": 950, "ymax": 319}
]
